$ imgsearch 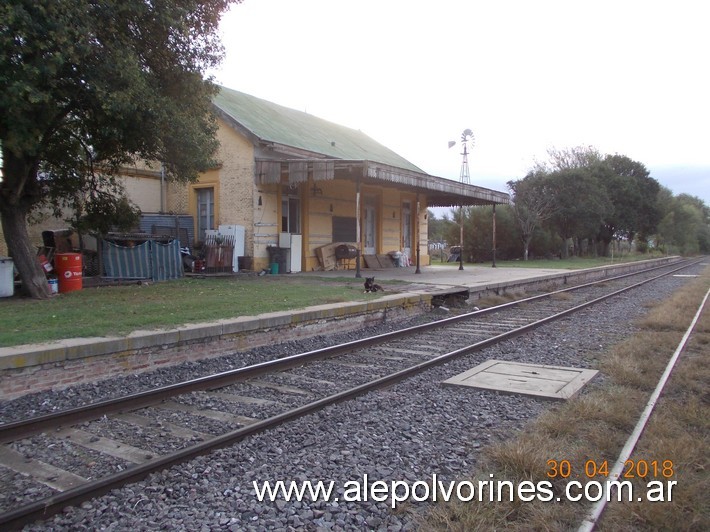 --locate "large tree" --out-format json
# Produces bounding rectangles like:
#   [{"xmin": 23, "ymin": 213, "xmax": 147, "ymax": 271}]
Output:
[
  {"xmin": 596, "ymin": 154, "xmax": 661, "ymax": 253},
  {"xmin": 1, "ymin": 0, "xmax": 238, "ymax": 298},
  {"xmin": 657, "ymin": 192, "xmax": 710, "ymax": 254},
  {"xmin": 508, "ymin": 171, "xmax": 557, "ymax": 260},
  {"xmin": 534, "ymin": 145, "xmax": 603, "ymax": 173},
  {"xmin": 546, "ymin": 168, "xmax": 611, "ymax": 258}
]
